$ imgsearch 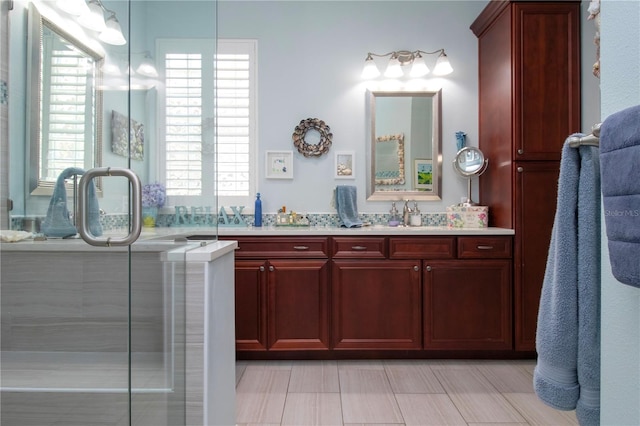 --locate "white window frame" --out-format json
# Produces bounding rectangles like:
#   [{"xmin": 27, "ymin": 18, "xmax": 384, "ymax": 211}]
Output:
[{"xmin": 156, "ymin": 38, "xmax": 258, "ymax": 209}]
